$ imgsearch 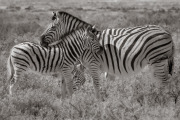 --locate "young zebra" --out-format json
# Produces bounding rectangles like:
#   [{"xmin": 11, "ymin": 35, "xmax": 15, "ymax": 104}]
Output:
[
  {"xmin": 61, "ymin": 63, "xmax": 86, "ymax": 98},
  {"xmin": 7, "ymin": 26, "xmax": 101, "ymax": 97},
  {"xmin": 40, "ymin": 11, "xmax": 175, "ymax": 100},
  {"xmin": 72, "ymin": 64, "xmax": 86, "ymax": 91}
]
